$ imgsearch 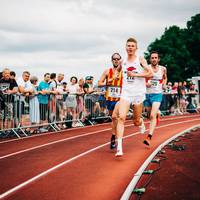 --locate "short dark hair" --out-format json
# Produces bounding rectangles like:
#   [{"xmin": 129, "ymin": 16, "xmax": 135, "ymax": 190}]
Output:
[
  {"xmin": 150, "ymin": 51, "xmax": 160, "ymax": 58},
  {"xmin": 70, "ymin": 76, "xmax": 78, "ymax": 83},
  {"xmin": 44, "ymin": 73, "xmax": 50, "ymax": 77},
  {"xmin": 111, "ymin": 53, "xmax": 121, "ymax": 60},
  {"xmin": 23, "ymin": 71, "xmax": 30, "ymax": 75},
  {"xmin": 10, "ymin": 71, "xmax": 16, "ymax": 77},
  {"xmin": 50, "ymin": 73, "xmax": 56, "ymax": 79}
]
